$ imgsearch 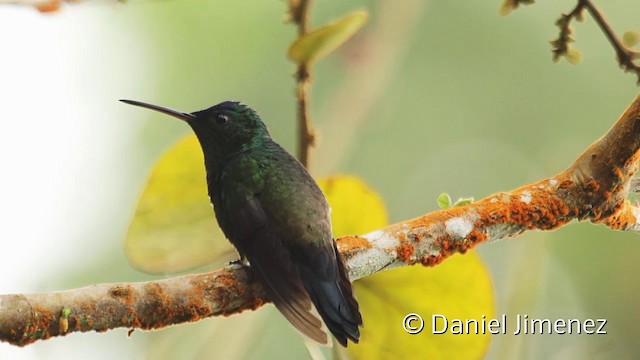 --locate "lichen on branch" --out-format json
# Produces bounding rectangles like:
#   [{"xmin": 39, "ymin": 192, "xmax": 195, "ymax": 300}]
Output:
[{"xmin": 0, "ymin": 267, "xmax": 266, "ymax": 347}]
